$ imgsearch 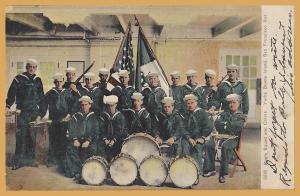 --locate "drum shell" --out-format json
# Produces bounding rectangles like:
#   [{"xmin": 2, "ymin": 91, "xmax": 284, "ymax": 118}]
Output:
[
  {"xmin": 139, "ymin": 155, "xmax": 168, "ymax": 186},
  {"xmin": 6, "ymin": 114, "xmax": 16, "ymax": 166},
  {"xmin": 29, "ymin": 123, "xmax": 50, "ymax": 164}
]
